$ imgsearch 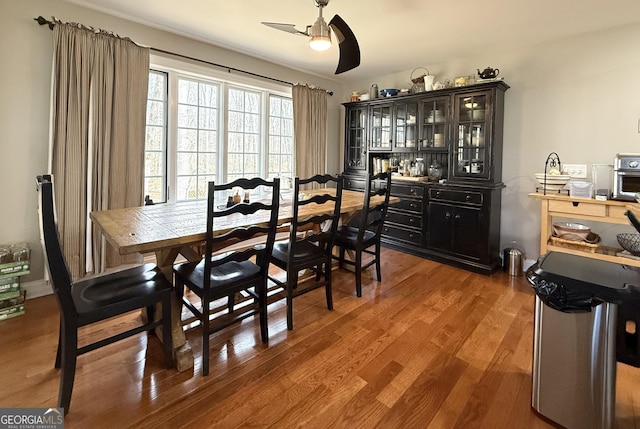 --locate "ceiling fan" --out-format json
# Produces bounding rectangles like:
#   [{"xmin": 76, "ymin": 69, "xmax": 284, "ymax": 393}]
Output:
[{"xmin": 261, "ymin": 0, "xmax": 360, "ymax": 74}]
